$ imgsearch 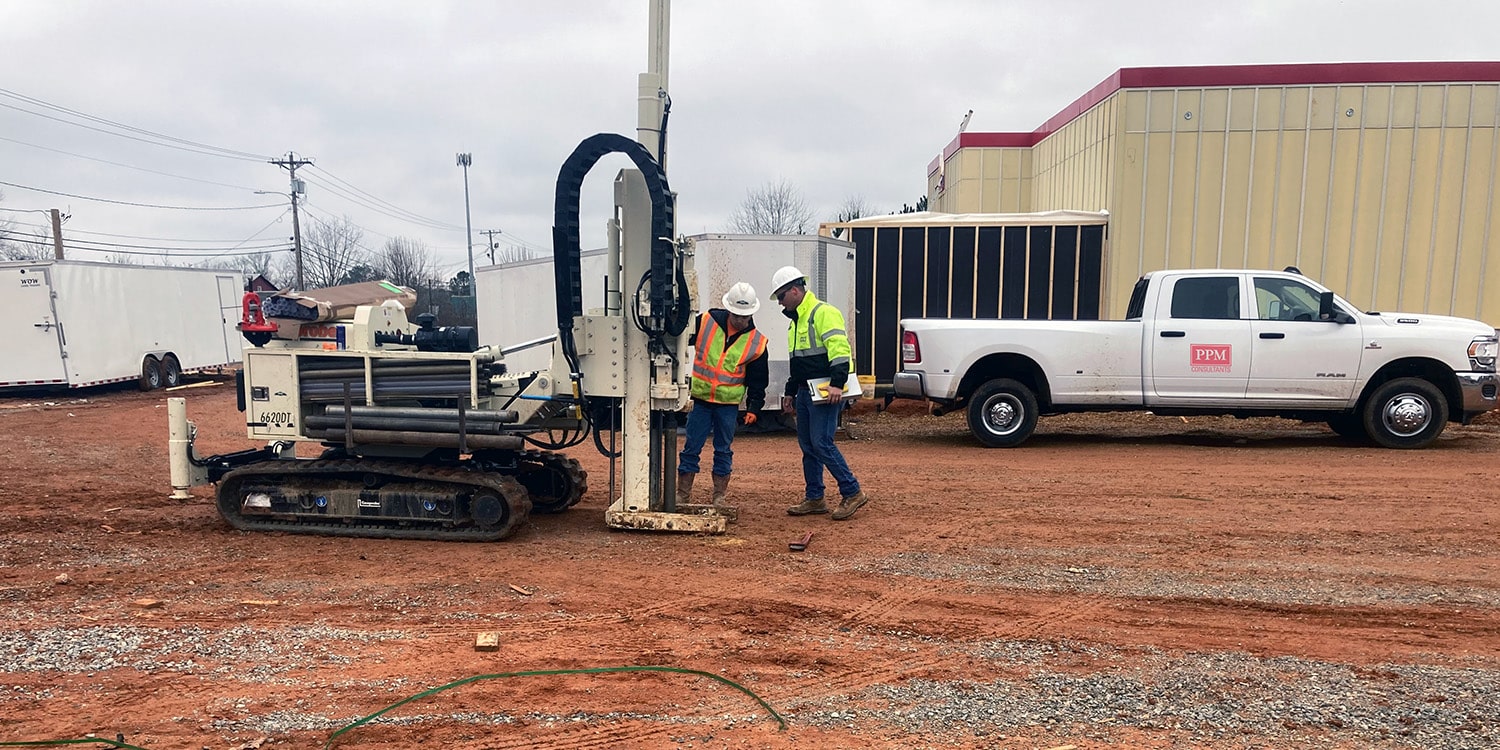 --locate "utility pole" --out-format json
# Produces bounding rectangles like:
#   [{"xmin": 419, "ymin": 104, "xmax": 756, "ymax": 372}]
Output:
[
  {"xmin": 270, "ymin": 152, "xmax": 313, "ymax": 289},
  {"xmin": 456, "ymin": 153, "xmax": 474, "ymax": 293},
  {"xmin": 479, "ymin": 229, "xmax": 503, "ymax": 264},
  {"xmin": 49, "ymin": 208, "xmax": 64, "ymax": 260}
]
